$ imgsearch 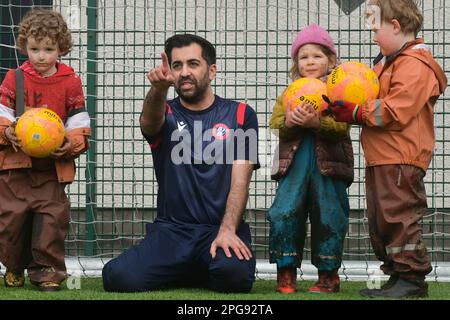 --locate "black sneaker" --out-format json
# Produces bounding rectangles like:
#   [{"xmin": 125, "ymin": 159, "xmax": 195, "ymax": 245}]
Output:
[
  {"xmin": 381, "ymin": 274, "xmax": 399, "ymax": 290},
  {"xmin": 369, "ymin": 278, "xmax": 428, "ymax": 298},
  {"xmin": 38, "ymin": 281, "xmax": 61, "ymax": 292},
  {"xmin": 360, "ymin": 274, "xmax": 399, "ymax": 297}
]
